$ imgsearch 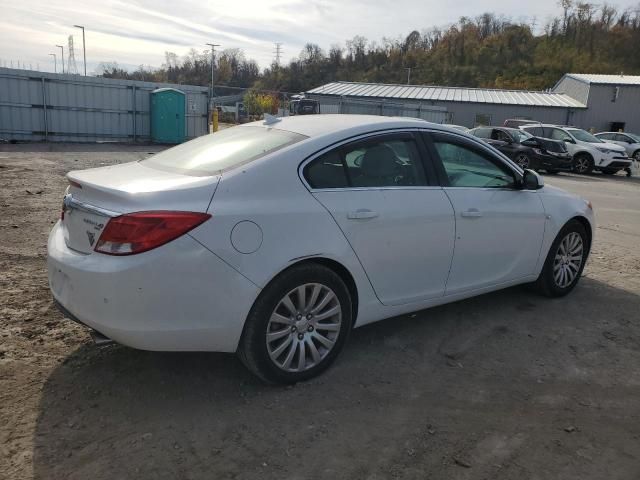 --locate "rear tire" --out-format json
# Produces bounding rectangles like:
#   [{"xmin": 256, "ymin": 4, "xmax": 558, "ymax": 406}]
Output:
[
  {"xmin": 573, "ymin": 154, "xmax": 594, "ymax": 174},
  {"xmin": 515, "ymin": 153, "xmax": 531, "ymax": 169},
  {"xmin": 238, "ymin": 263, "xmax": 353, "ymax": 384},
  {"xmin": 534, "ymin": 220, "xmax": 589, "ymax": 298}
]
